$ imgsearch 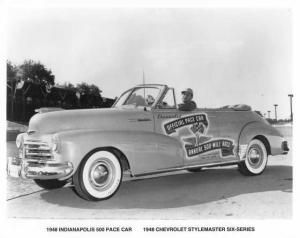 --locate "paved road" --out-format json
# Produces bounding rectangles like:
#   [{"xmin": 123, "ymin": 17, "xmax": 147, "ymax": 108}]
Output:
[{"xmin": 6, "ymin": 127, "xmax": 292, "ymax": 219}]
